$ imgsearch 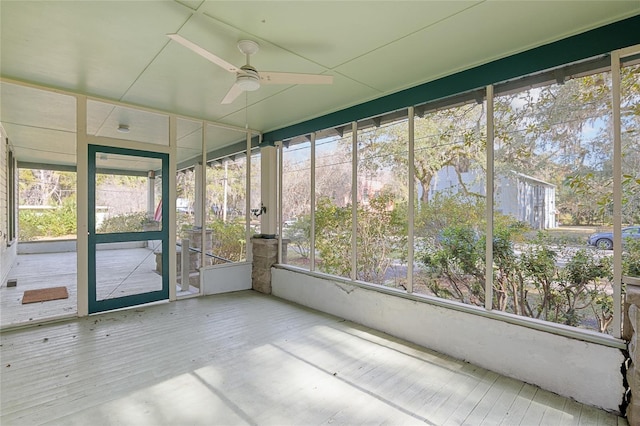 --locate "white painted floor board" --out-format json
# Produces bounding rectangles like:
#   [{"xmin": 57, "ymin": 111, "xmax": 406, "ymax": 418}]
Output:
[
  {"xmin": 1, "ymin": 251, "xmax": 78, "ymax": 327},
  {"xmin": 1, "ymin": 249, "xmax": 192, "ymax": 328},
  {"xmin": 0, "ymin": 291, "xmax": 628, "ymax": 425}
]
